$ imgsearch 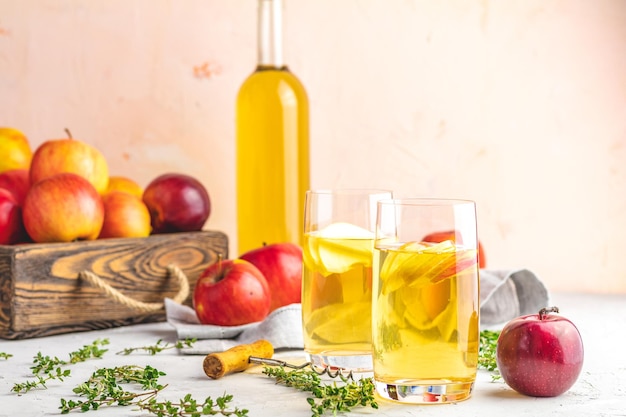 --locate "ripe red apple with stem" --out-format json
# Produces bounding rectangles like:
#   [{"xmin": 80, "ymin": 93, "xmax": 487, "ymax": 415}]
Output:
[
  {"xmin": 143, "ymin": 173, "xmax": 211, "ymax": 234},
  {"xmin": 240, "ymin": 242, "xmax": 303, "ymax": 312},
  {"xmin": 496, "ymin": 306, "xmax": 584, "ymax": 397},
  {"xmin": 29, "ymin": 130, "xmax": 109, "ymax": 194},
  {"xmin": 194, "ymin": 257, "xmax": 271, "ymax": 326}
]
